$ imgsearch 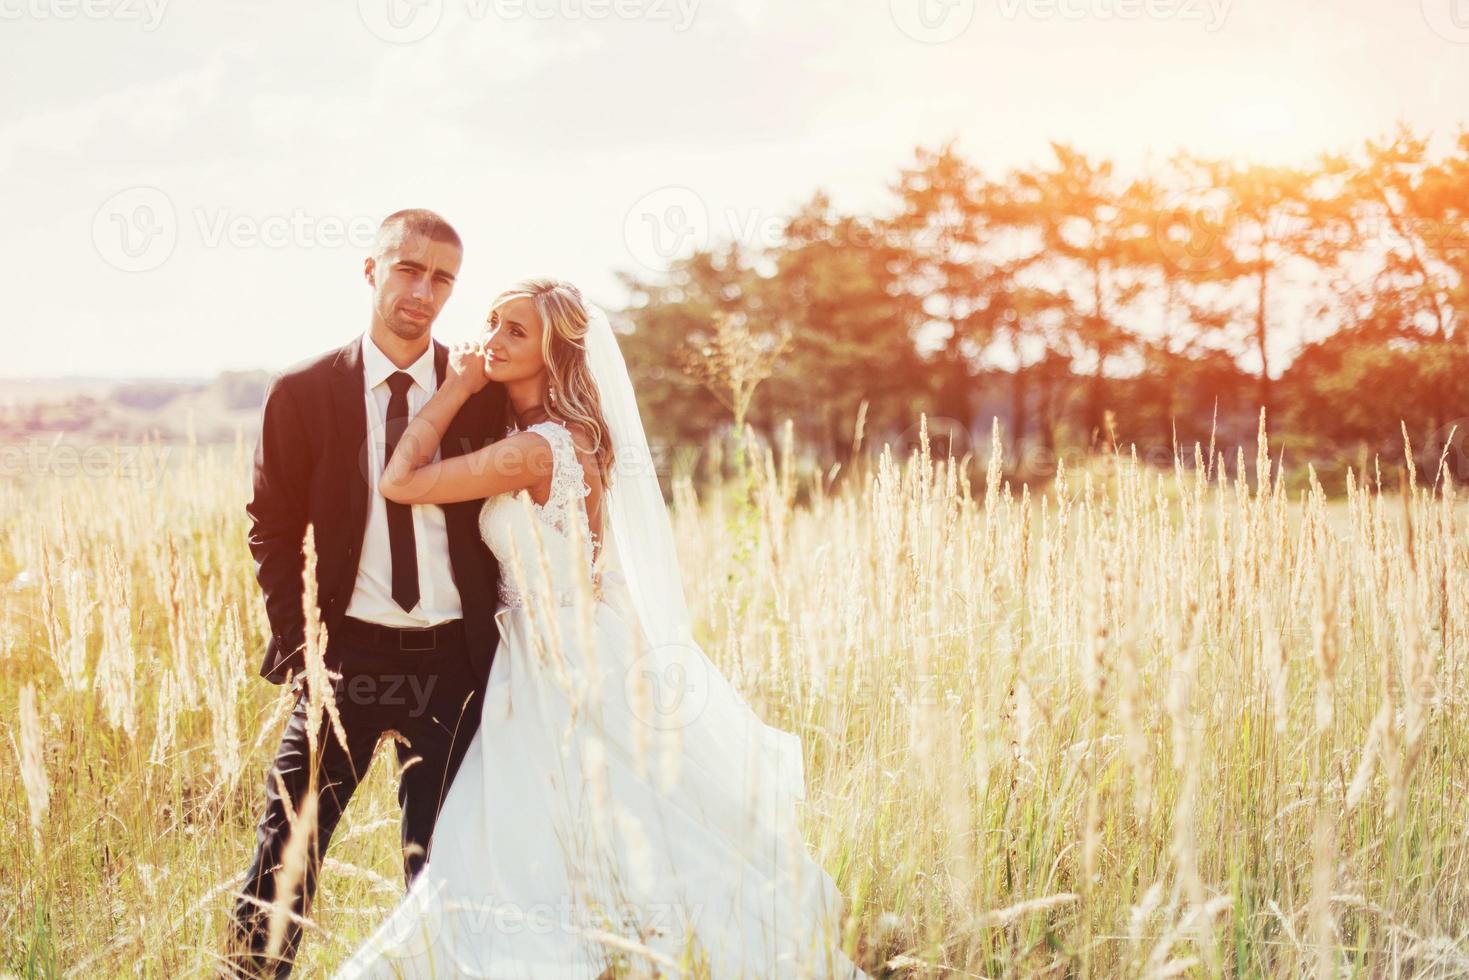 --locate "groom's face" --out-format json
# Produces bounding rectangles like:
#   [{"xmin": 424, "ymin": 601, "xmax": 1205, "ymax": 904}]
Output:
[{"xmin": 364, "ymin": 228, "xmax": 463, "ymax": 341}]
